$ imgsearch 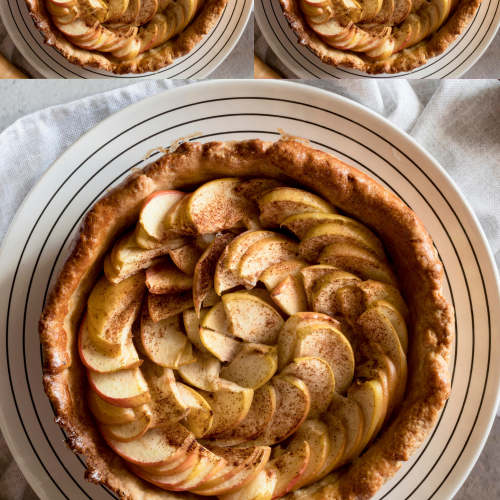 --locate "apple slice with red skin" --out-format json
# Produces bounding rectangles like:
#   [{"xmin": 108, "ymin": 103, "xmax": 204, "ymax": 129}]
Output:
[
  {"xmin": 135, "ymin": 0, "xmax": 158, "ymax": 25},
  {"xmin": 308, "ymin": 15, "xmax": 354, "ymax": 39},
  {"xmin": 146, "ymin": 259, "xmax": 193, "ymax": 294},
  {"xmin": 54, "ymin": 15, "xmax": 99, "ymax": 37},
  {"xmin": 326, "ymin": 28, "xmax": 366, "ymax": 49},
  {"xmin": 391, "ymin": 22, "xmax": 412, "ymax": 52},
  {"xmin": 106, "ymin": 0, "xmax": 130, "ymax": 21},
  {"xmin": 51, "ymin": 7, "xmax": 78, "ymax": 24},
  {"xmin": 149, "ymin": 12, "xmax": 169, "ymax": 48},
  {"xmin": 193, "ymin": 233, "xmax": 235, "ymax": 314},
  {"xmin": 87, "ymin": 367, "xmax": 151, "ymax": 408},
  {"xmin": 129, "ymin": 445, "xmax": 226, "ymax": 491},
  {"xmin": 72, "ymin": 29, "xmax": 114, "ymax": 50},
  {"xmin": 386, "ymin": 0, "xmax": 411, "ymax": 25},
  {"xmin": 50, "ymin": 0, "xmax": 76, "ymax": 6},
  {"xmin": 169, "ymin": 1, "xmax": 186, "ymax": 36},
  {"xmin": 300, "ymin": 0, "xmax": 325, "ymax": 17},
  {"xmin": 46, "ymin": 0, "xmax": 70, "ymax": 17},
  {"xmin": 191, "ymin": 447, "xmax": 271, "ymax": 496},
  {"xmin": 415, "ymin": 9, "xmax": 431, "ymax": 43},
  {"xmin": 139, "ymin": 190, "xmax": 186, "ymax": 241},
  {"xmin": 87, "ymin": 387, "xmax": 136, "ymax": 424},
  {"xmin": 106, "ymin": 423, "xmax": 195, "ymax": 467},
  {"xmin": 138, "ymin": 441, "xmax": 199, "ymax": 476},
  {"xmin": 178, "ymin": 0, "xmax": 197, "ymax": 27},
  {"xmin": 239, "ymin": 375, "xmax": 310, "ymax": 447},
  {"xmin": 79, "ymin": 314, "xmax": 142, "ymax": 373},
  {"xmin": 203, "ymin": 384, "xmax": 276, "ymax": 447},
  {"xmin": 358, "ymin": 0, "xmax": 383, "ymax": 21},
  {"xmin": 100, "ymin": 27, "xmax": 138, "ymax": 52},
  {"xmin": 98, "ymin": 404, "xmax": 152, "ymax": 443},
  {"xmin": 112, "ymin": 37, "xmax": 141, "ymax": 61},
  {"xmin": 218, "ymin": 468, "xmax": 277, "ymax": 500},
  {"xmin": 112, "ymin": 0, "xmax": 140, "ymax": 24},
  {"xmin": 360, "ymin": 0, "xmax": 394, "ymax": 25},
  {"xmin": 266, "ymin": 441, "xmax": 310, "ymax": 499}
]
